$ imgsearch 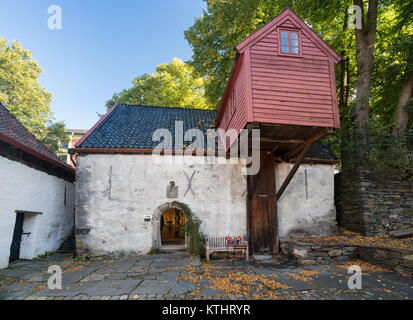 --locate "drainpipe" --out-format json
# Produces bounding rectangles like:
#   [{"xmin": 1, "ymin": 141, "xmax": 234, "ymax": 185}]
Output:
[{"xmin": 68, "ymin": 148, "xmax": 77, "ymax": 168}]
